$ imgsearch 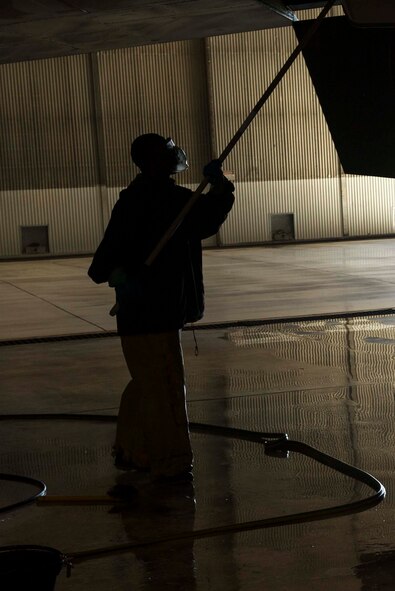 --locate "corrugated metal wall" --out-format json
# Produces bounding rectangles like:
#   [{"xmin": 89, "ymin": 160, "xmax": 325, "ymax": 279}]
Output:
[
  {"xmin": 0, "ymin": 5, "xmax": 394, "ymax": 257},
  {"xmin": 0, "ymin": 54, "xmax": 103, "ymax": 256},
  {"xmin": 0, "ymin": 188, "xmax": 103, "ymax": 256},
  {"xmin": 97, "ymin": 40, "xmax": 211, "ymax": 191},
  {"xmin": 207, "ymin": 29, "xmax": 338, "ymax": 181},
  {"xmin": 344, "ymin": 175, "xmax": 395, "ymax": 236},
  {"xmin": 219, "ymin": 178, "xmax": 342, "ymax": 243}
]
